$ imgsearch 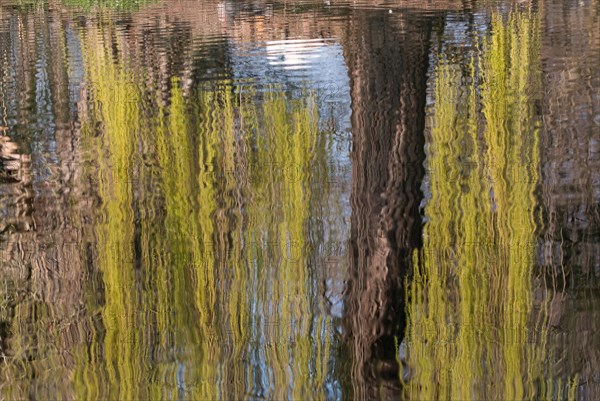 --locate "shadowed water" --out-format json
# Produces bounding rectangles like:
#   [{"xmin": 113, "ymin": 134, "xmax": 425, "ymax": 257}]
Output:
[{"xmin": 0, "ymin": 0, "xmax": 598, "ymax": 400}]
